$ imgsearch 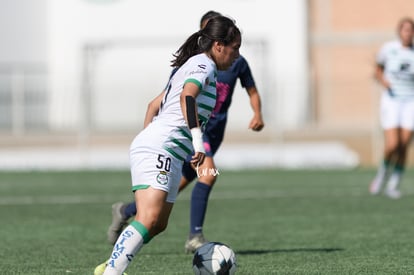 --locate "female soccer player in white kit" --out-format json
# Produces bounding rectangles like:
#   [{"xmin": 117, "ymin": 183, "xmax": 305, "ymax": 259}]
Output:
[
  {"xmin": 370, "ymin": 17, "xmax": 414, "ymax": 199},
  {"xmin": 94, "ymin": 15, "xmax": 241, "ymax": 275},
  {"xmin": 105, "ymin": 11, "xmax": 265, "ymax": 254}
]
